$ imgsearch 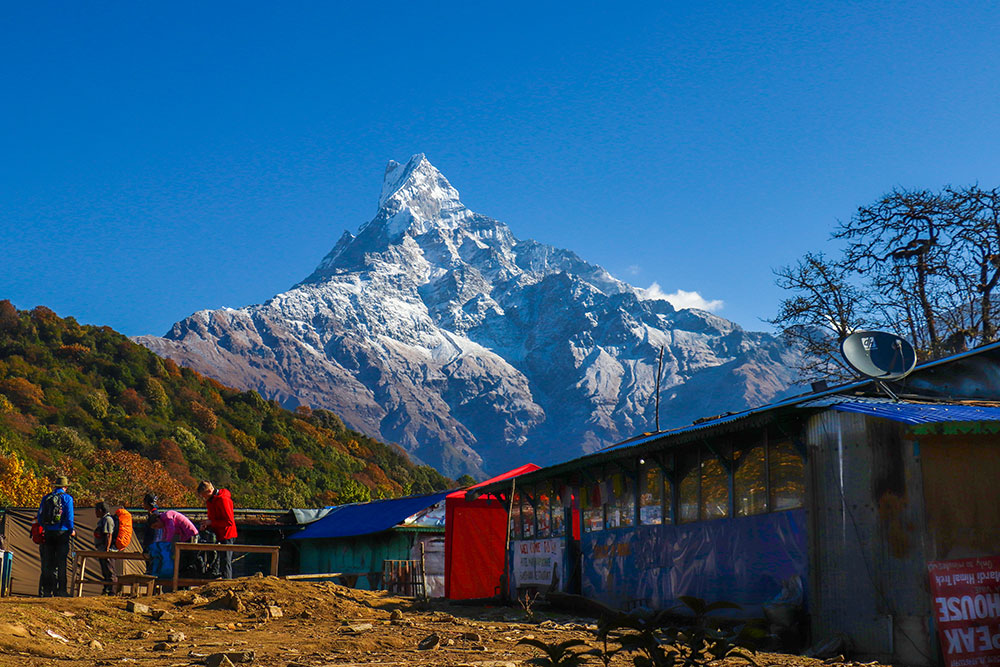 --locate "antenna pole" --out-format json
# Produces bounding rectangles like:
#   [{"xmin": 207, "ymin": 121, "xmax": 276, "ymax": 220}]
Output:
[{"xmin": 655, "ymin": 346, "xmax": 664, "ymax": 432}]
